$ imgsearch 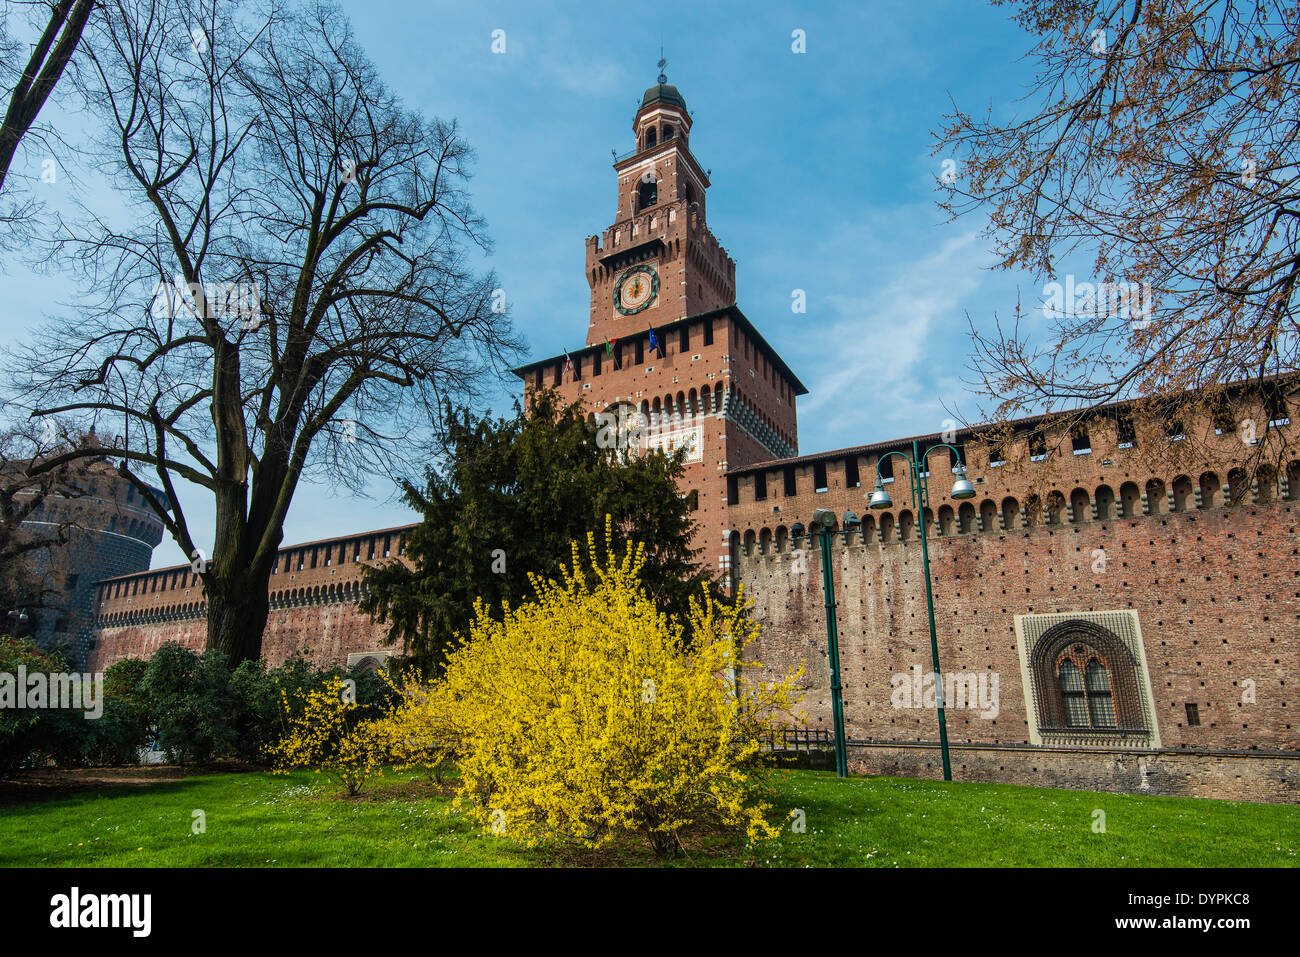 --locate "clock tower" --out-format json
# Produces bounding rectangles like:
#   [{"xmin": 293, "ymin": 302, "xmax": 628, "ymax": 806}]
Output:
[
  {"xmin": 515, "ymin": 70, "xmax": 806, "ymax": 585},
  {"xmin": 584, "ymin": 68, "xmax": 736, "ymax": 346}
]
